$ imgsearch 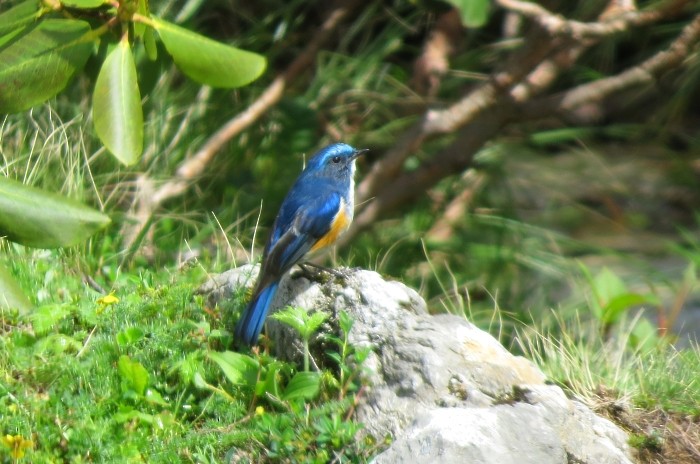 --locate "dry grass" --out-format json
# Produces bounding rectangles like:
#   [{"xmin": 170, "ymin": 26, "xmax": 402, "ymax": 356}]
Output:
[{"xmin": 594, "ymin": 387, "xmax": 700, "ymax": 464}]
